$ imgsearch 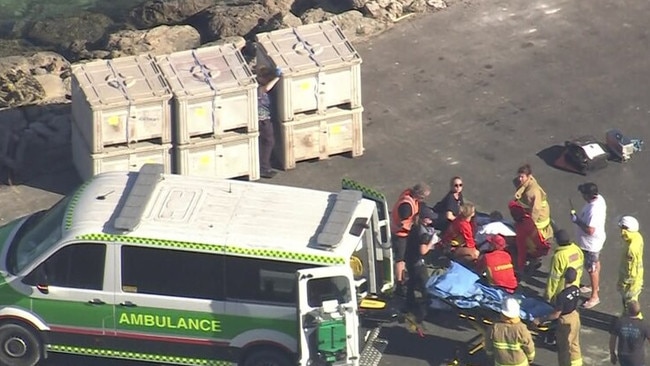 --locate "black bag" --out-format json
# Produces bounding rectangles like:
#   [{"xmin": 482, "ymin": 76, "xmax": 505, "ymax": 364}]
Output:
[{"xmin": 563, "ymin": 136, "xmax": 609, "ymax": 175}]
